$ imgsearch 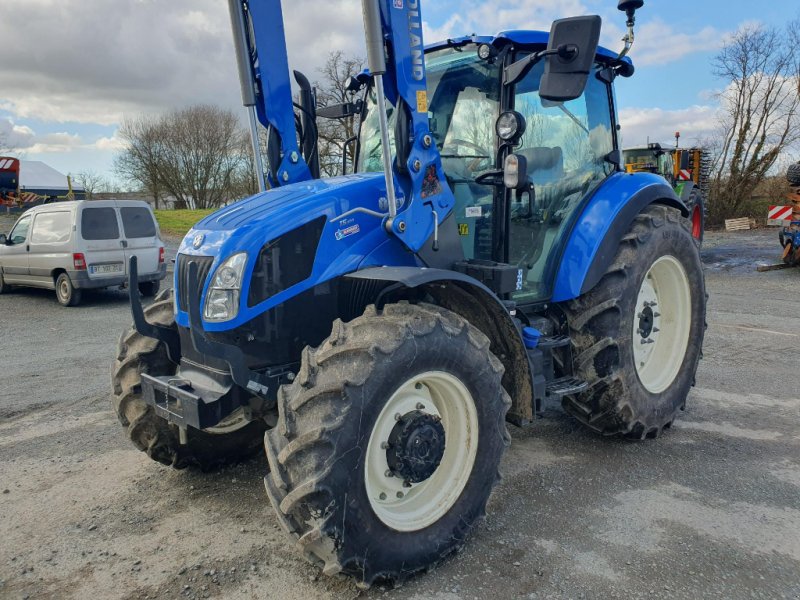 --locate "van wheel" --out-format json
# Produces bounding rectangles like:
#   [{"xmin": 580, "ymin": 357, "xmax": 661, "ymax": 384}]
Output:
[
  {"xmin": 138, "ymin": 280, "xmax": 160, "ymax": 297},
  {"xmin": 56, "ymin": 273, "xmax": 82, "ymax": 306}
]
